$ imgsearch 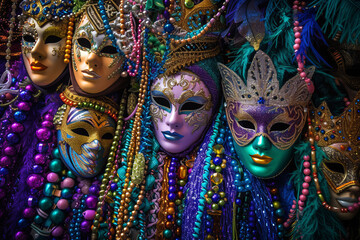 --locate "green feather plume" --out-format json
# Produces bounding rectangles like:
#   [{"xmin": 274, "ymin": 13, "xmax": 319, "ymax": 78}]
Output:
[{"xmin": 310, "ymin": 0, "xmax": 360, "ymax": 44}]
